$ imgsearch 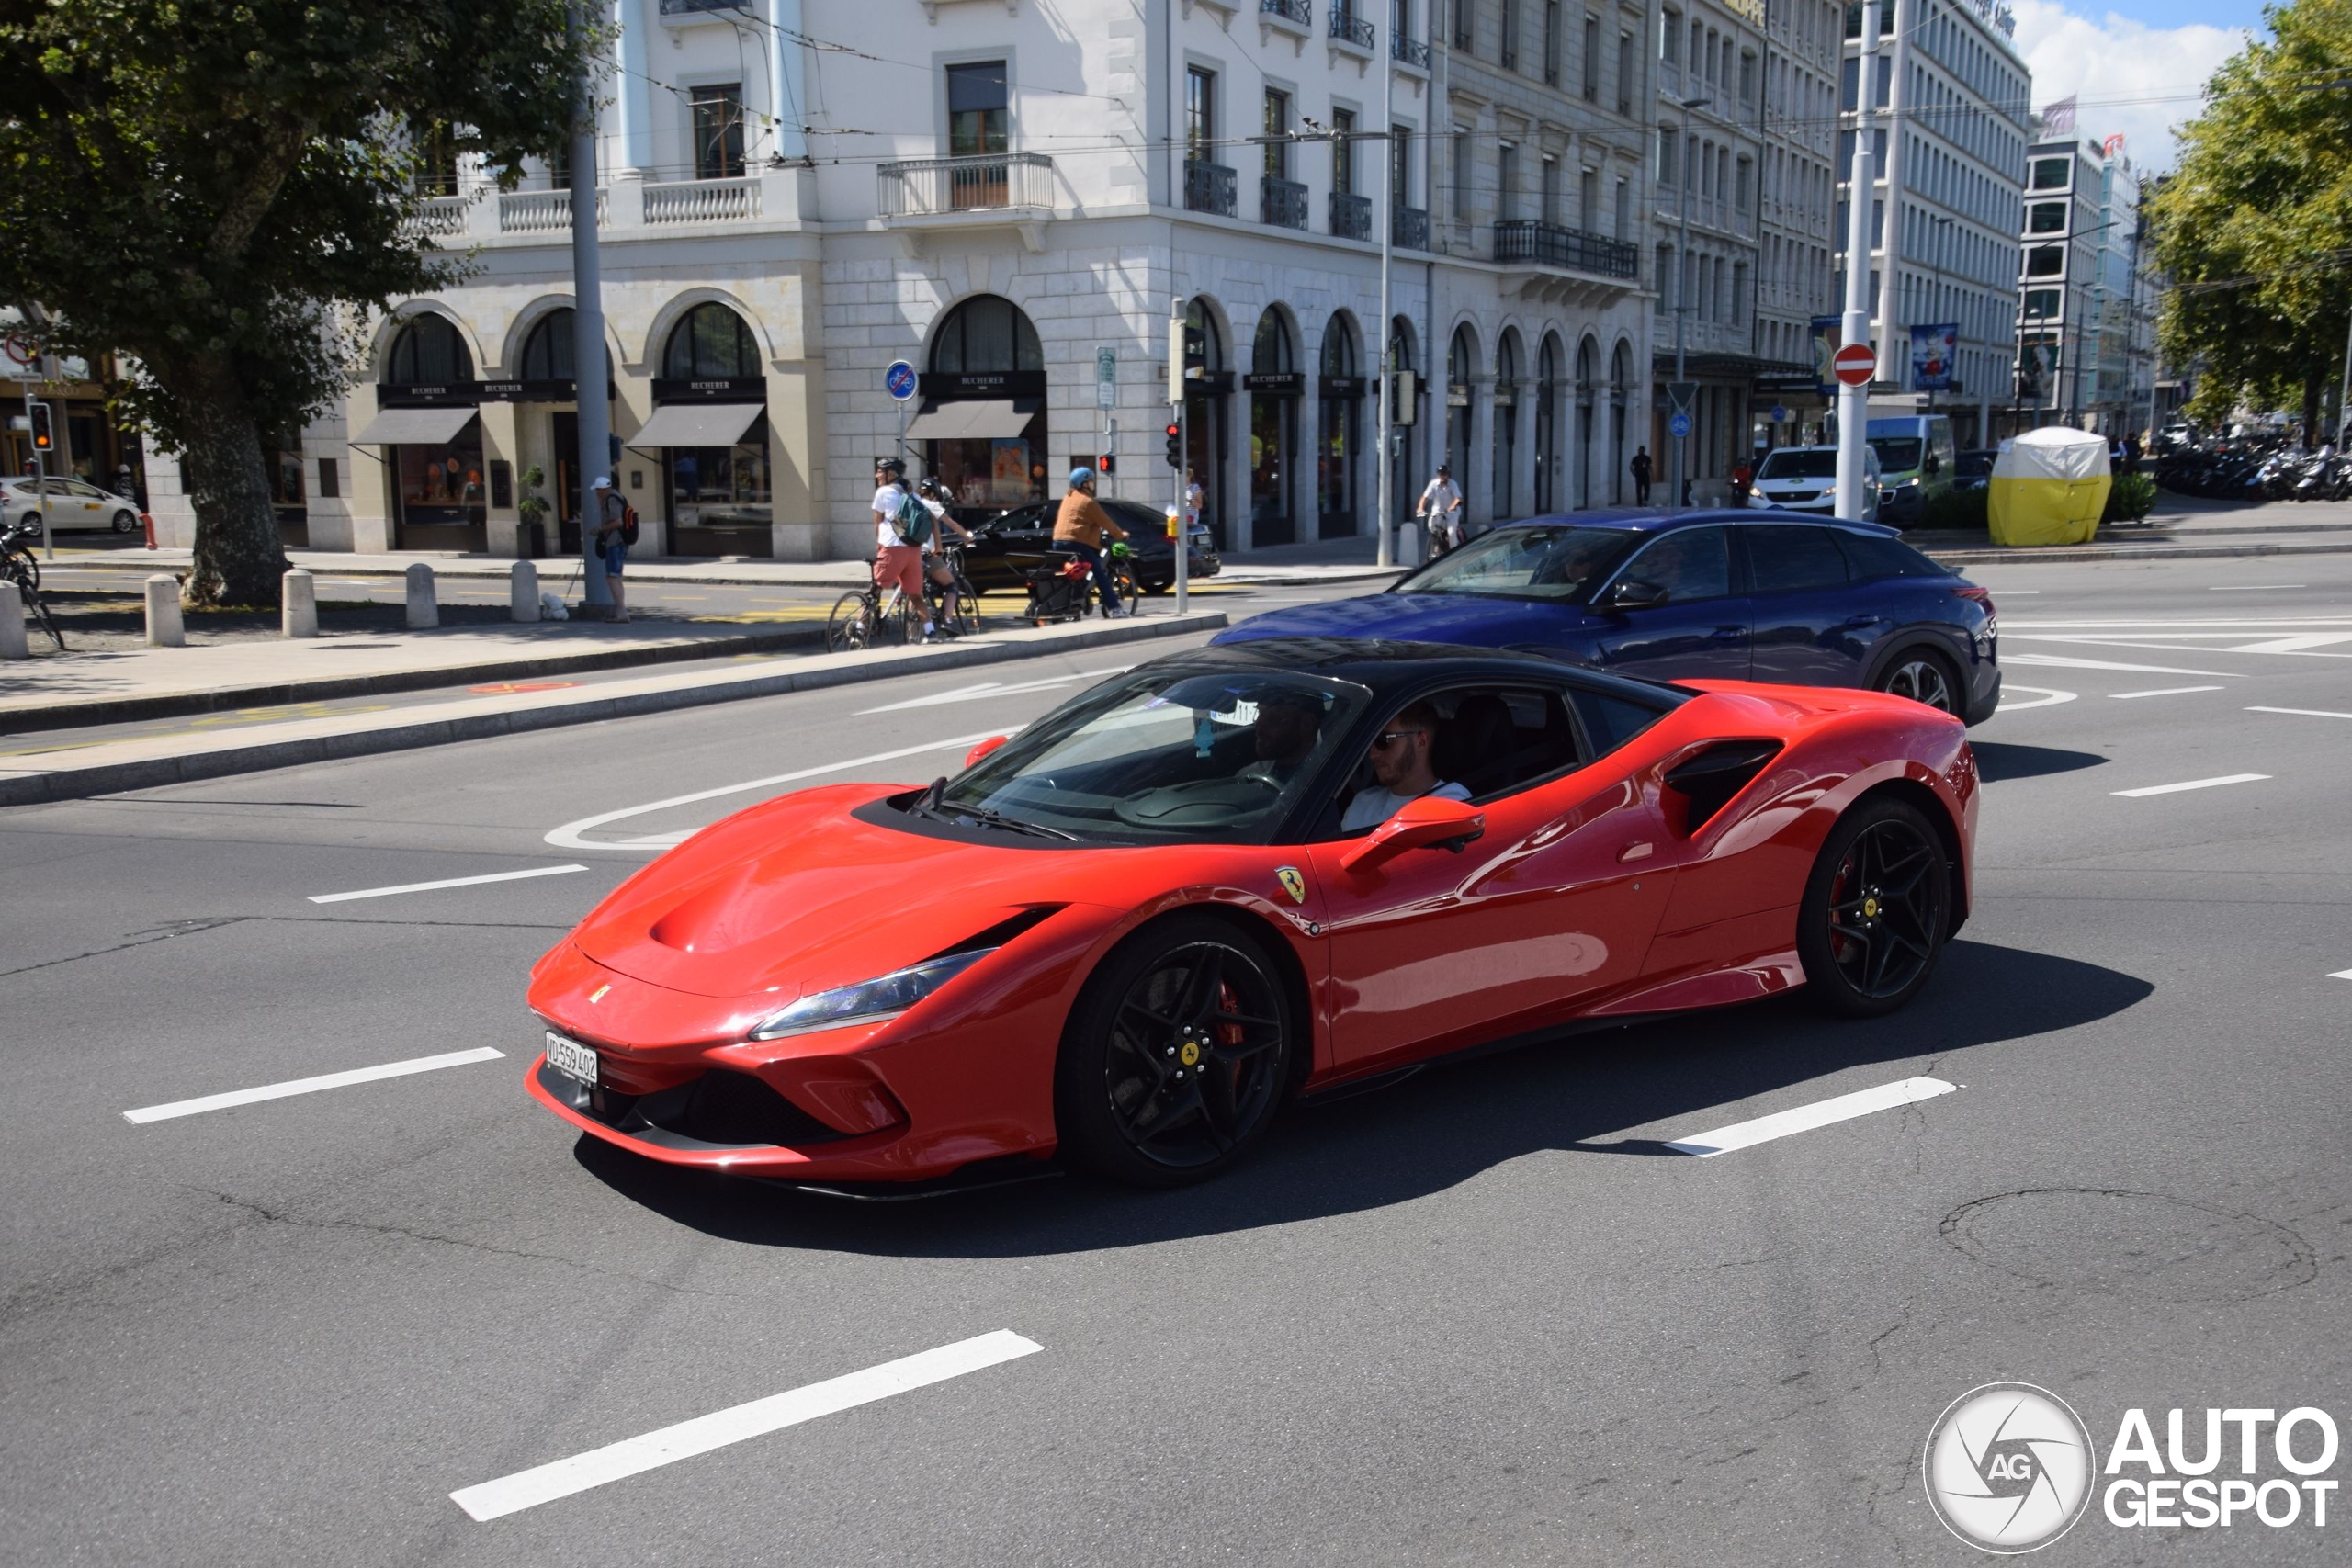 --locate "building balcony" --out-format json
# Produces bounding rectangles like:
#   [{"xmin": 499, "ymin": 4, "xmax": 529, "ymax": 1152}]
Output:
[
  {"xmin": 645, "ymin": 175, "xmax": 762, "ymax": 225},
  {"xmin": 1393, "ymin": 34, "xmax": 1431, "ymax": 68},
  {"xmin": 410, "ymin": 195, "xmax": 471, "ymax": 239},
  {"xmin": 1328, "ymin": 6, "xmax": 1374, "ymax": 48},
  {"xmin": 1260, "ymin": 0, "xmax": 1311, "ymax": 23},
  {"xmin": 878, "ymin": 152, "xmax": 1055, "ymax": 218},
  {"xmin": 1493, "ymin": 220, "xmax": 1641, "ymax": 280},
  {"xmin": 659, "ymin": 0, "xmax": 748, "ymax": 11},
  {"xmin": 1185, "ymin": 160, "xmax": 1238, "ymax": 218},
  {"xmin": 1392, "ymin": 205, "xmax": 1430, "ymax": 251},
  {"xmin": 1329, "ymin": 190, "xmax": 1372, "ymax": 242},
  {"xmin": 498, "ymin": 187, "xmax": 606, "ymax": 234},
  {"xmin": 1261, "ymin": 175, "xmax": 1309, "ymax": 231}
]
